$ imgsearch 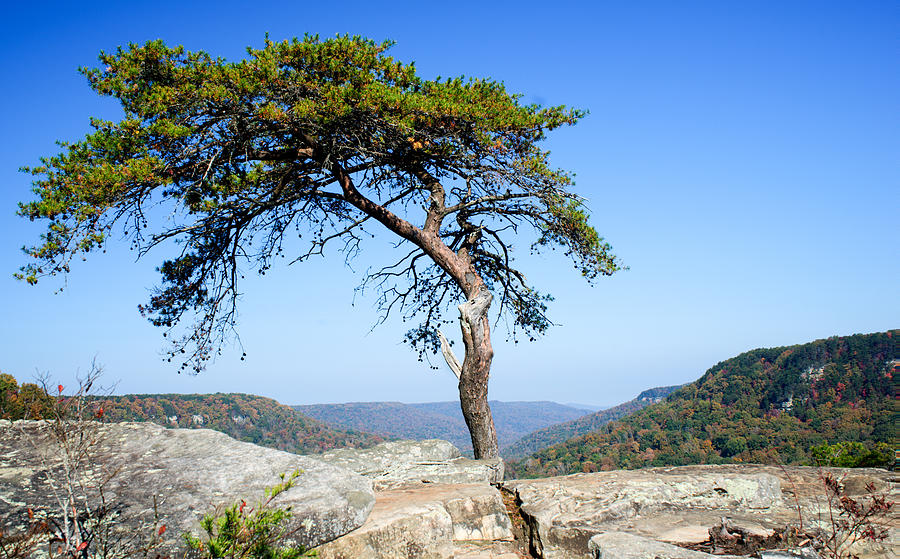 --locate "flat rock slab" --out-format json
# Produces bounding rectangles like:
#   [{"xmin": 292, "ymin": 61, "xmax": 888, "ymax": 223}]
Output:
[
  {"xmin": 589, "ymin": 532, "xmax": 743, "ymax": 559},
  {"xmin": 315, "ymin": 482, "xmax": 517, "ymax": 558},
  {"xmin": 319, "ymin": 439, "xmax": 504, "ymax": 489},
  {"xmin": 0, "ymin": 421, "xmax": 375, "ymax": 552},
  {"xmin": 504, "ymin": 464, "xmax": 898, "ymax": 559}
]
